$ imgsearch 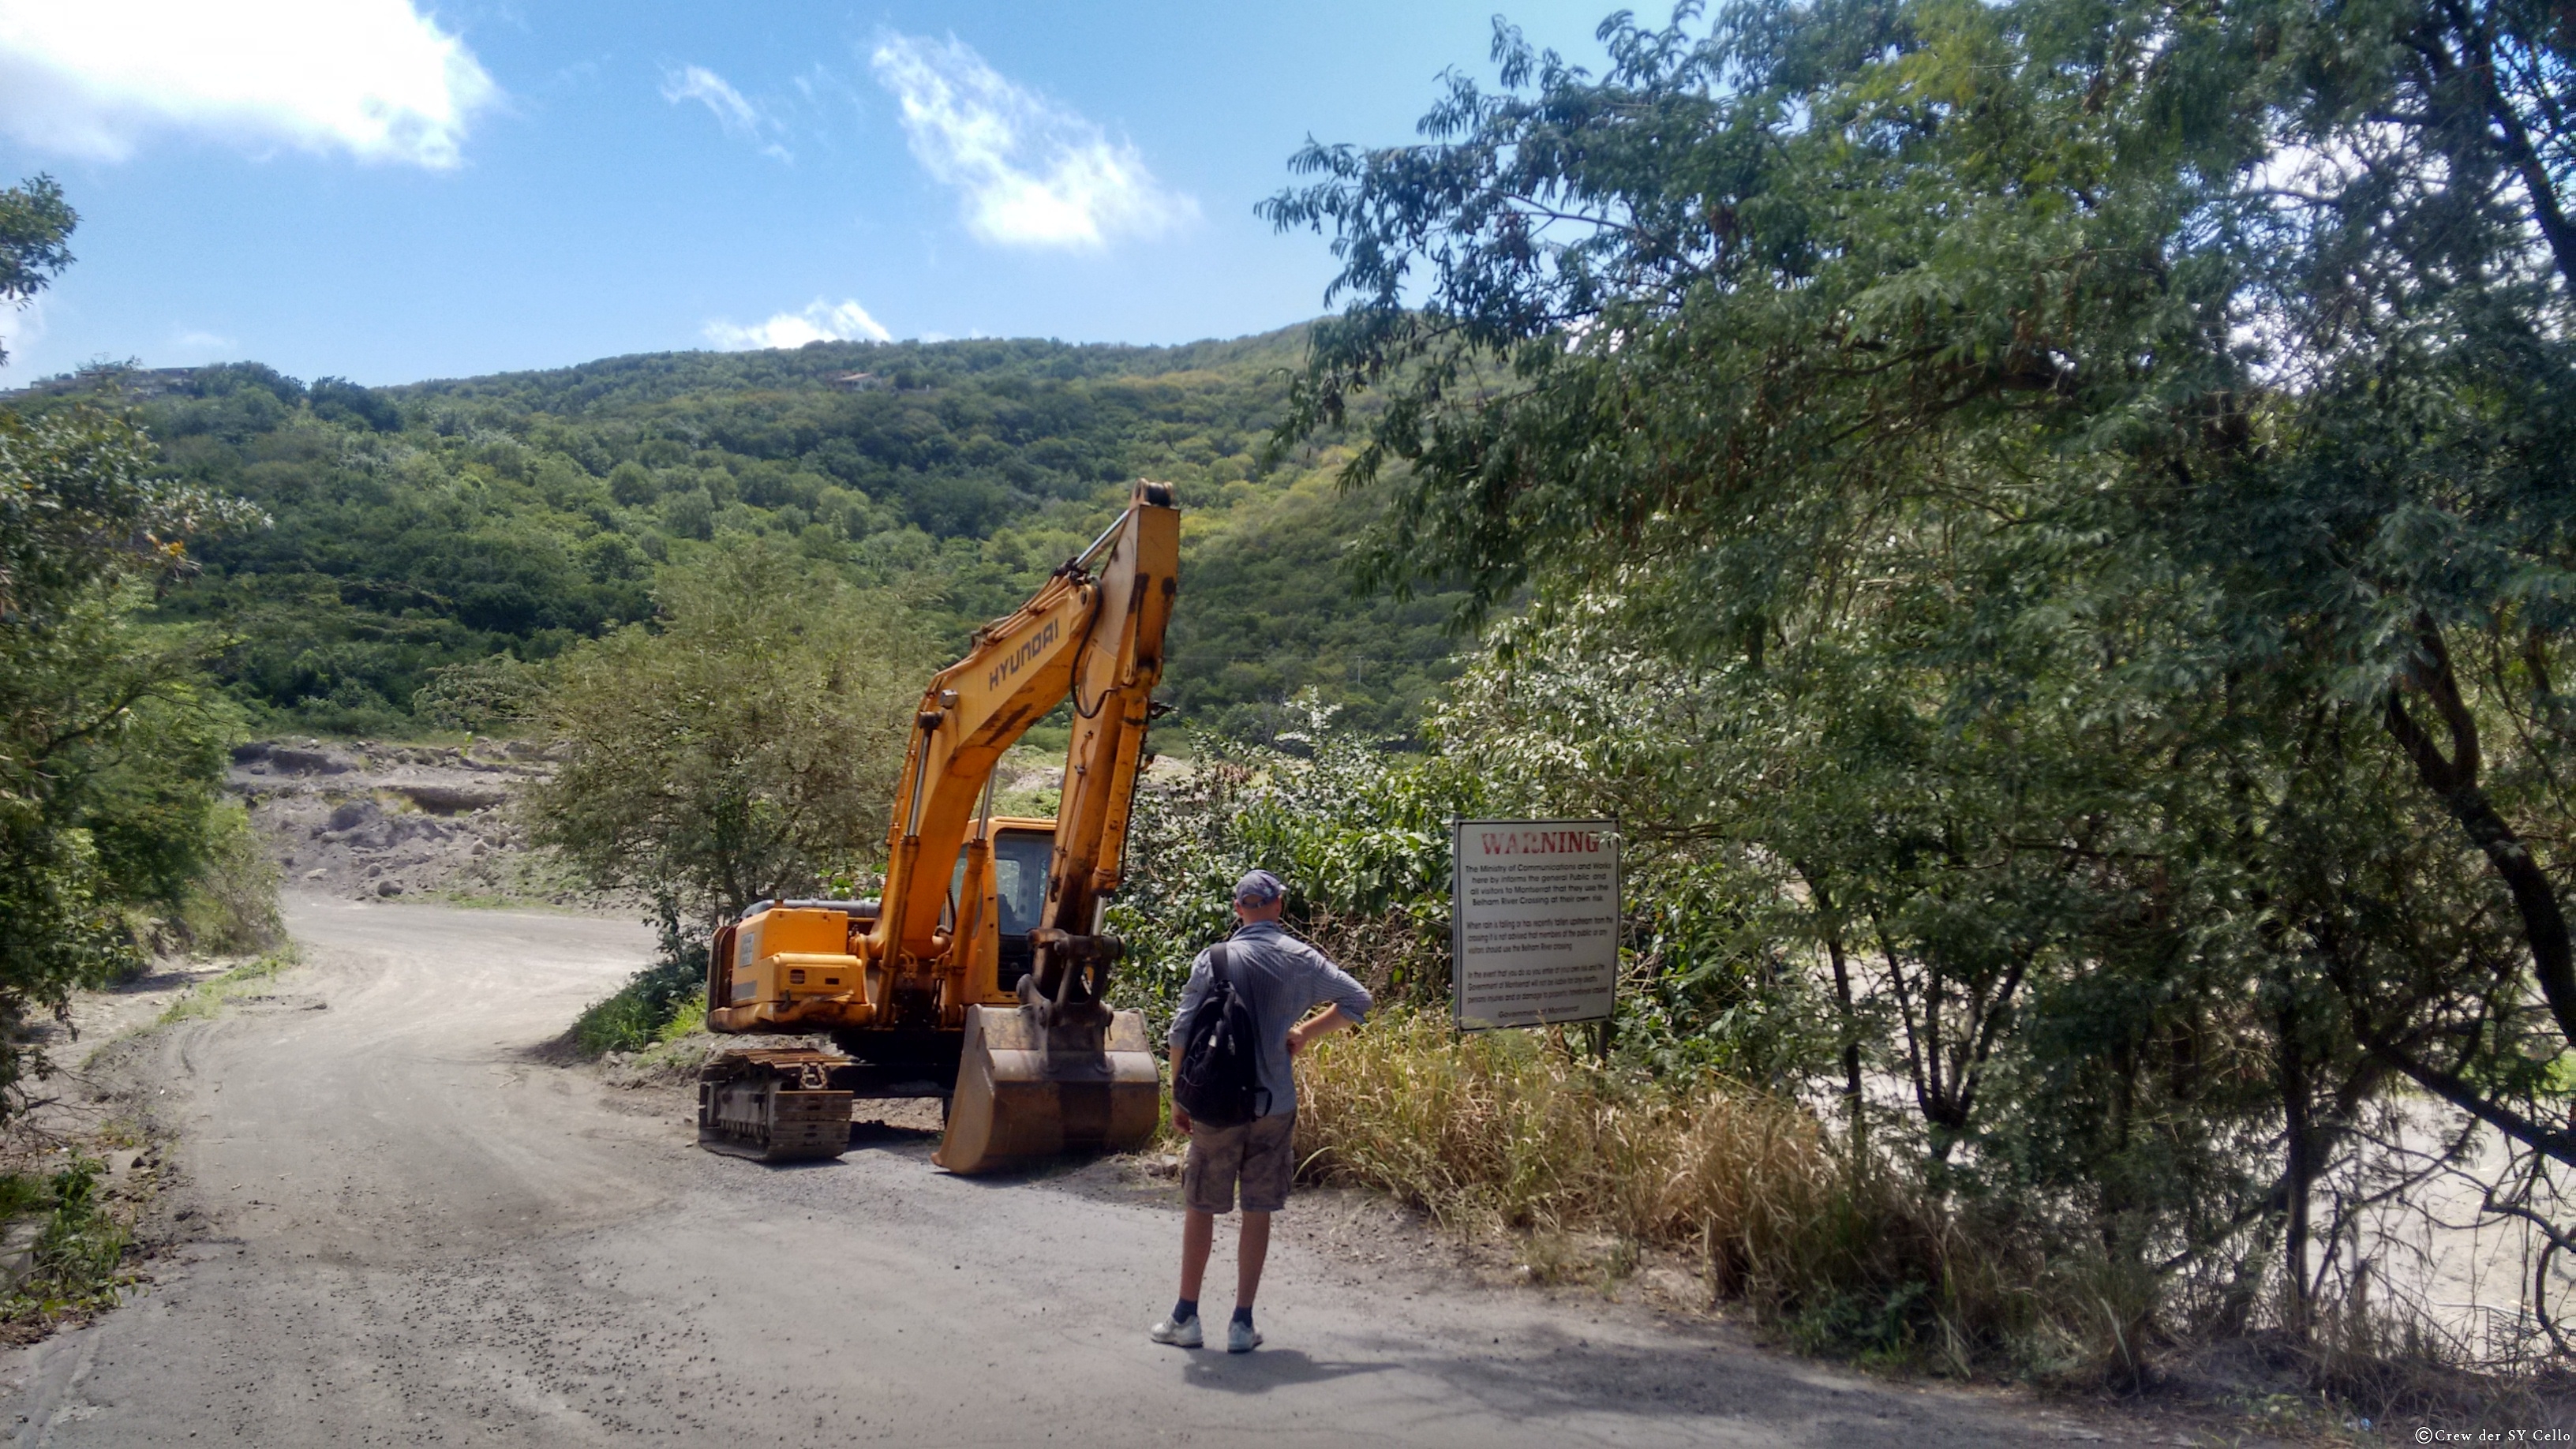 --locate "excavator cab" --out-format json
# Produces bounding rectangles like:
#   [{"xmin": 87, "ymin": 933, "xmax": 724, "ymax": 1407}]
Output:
[{"xmin": 964, "ymin": 825, "xmax": 1051, "ymax": 999}]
